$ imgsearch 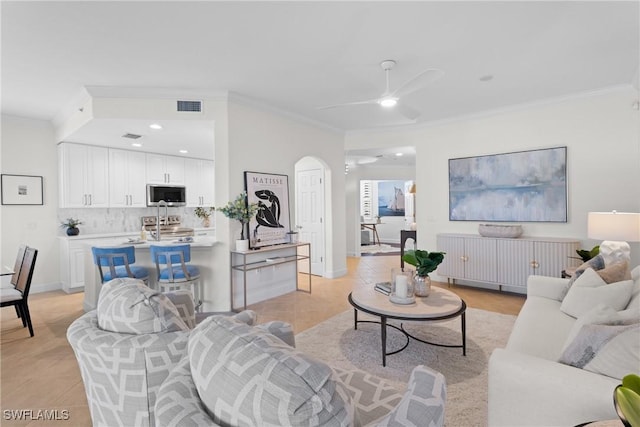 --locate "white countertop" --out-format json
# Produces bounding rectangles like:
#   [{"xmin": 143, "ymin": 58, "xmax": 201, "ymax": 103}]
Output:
[{"xmin": 58, "ymin": 227, "xmax": 215, "ymax": 241}]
